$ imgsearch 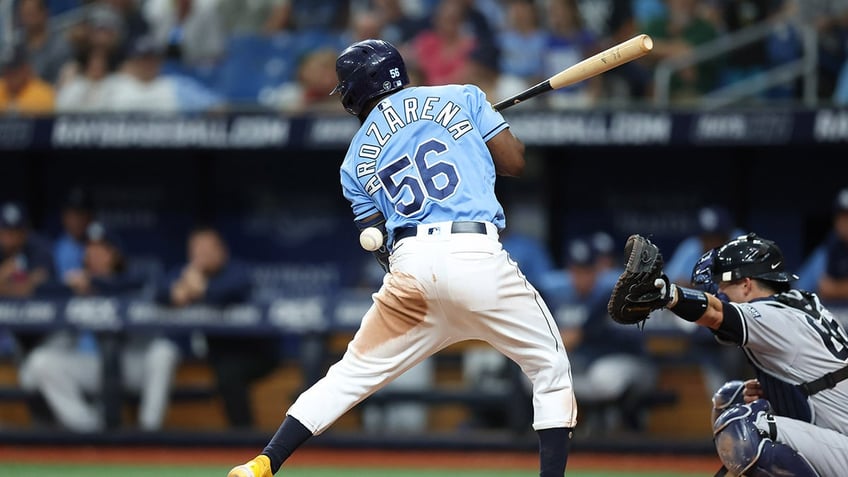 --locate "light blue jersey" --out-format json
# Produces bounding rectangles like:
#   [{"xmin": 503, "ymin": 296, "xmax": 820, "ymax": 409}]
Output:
[{"xmin": 340, "ymin": 84, "xmax": 509, "ymax": 246}]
